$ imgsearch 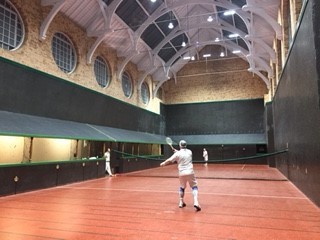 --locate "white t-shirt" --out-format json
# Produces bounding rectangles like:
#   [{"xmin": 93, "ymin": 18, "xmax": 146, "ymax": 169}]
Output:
[
  {"xmin": 104, "ymin": 151, "xmax": 110, "ymax": 162},
  {"xmin": 168, "ymin": 148, "xmax": 194, "ymax": 176},
  {"xmin": 203, "ymin": 150, "xmax": 208, "ymax": 161}
]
